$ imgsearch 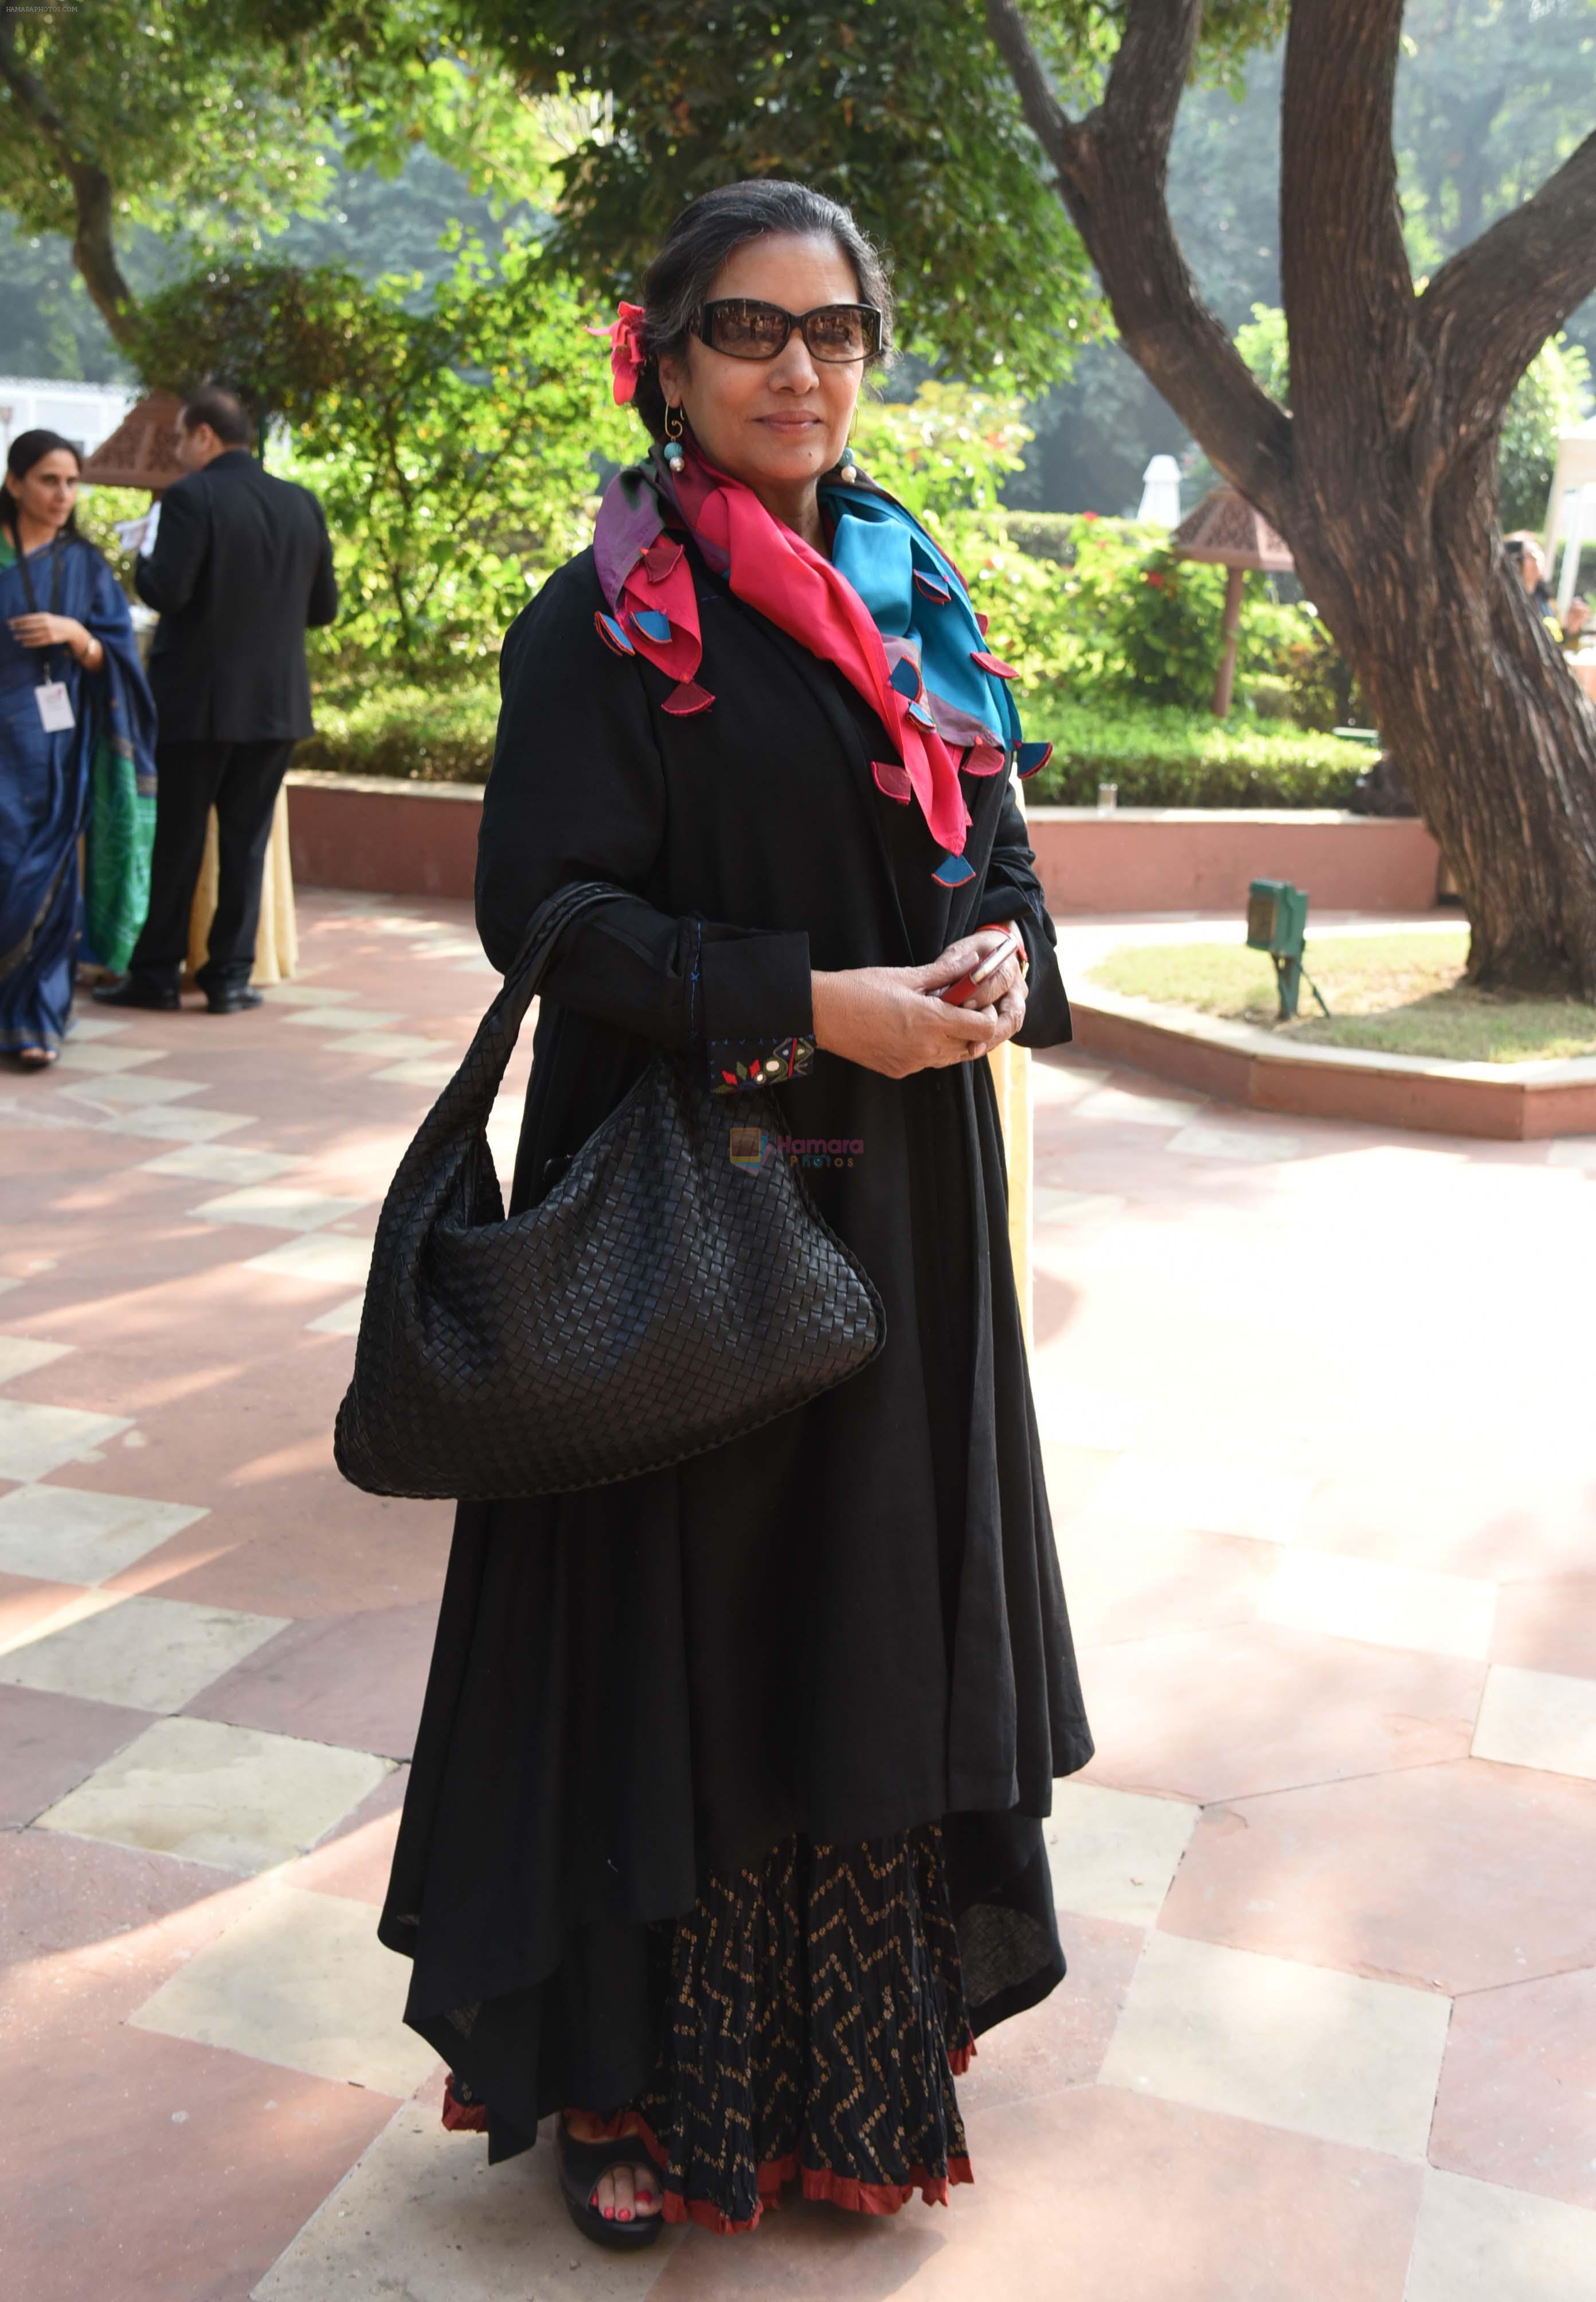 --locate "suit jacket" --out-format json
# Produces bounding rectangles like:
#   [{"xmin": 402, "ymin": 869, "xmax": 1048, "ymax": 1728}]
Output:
[{"xmin": 136, "ymin": 449, "xmax": 338, "ymax": 742}]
